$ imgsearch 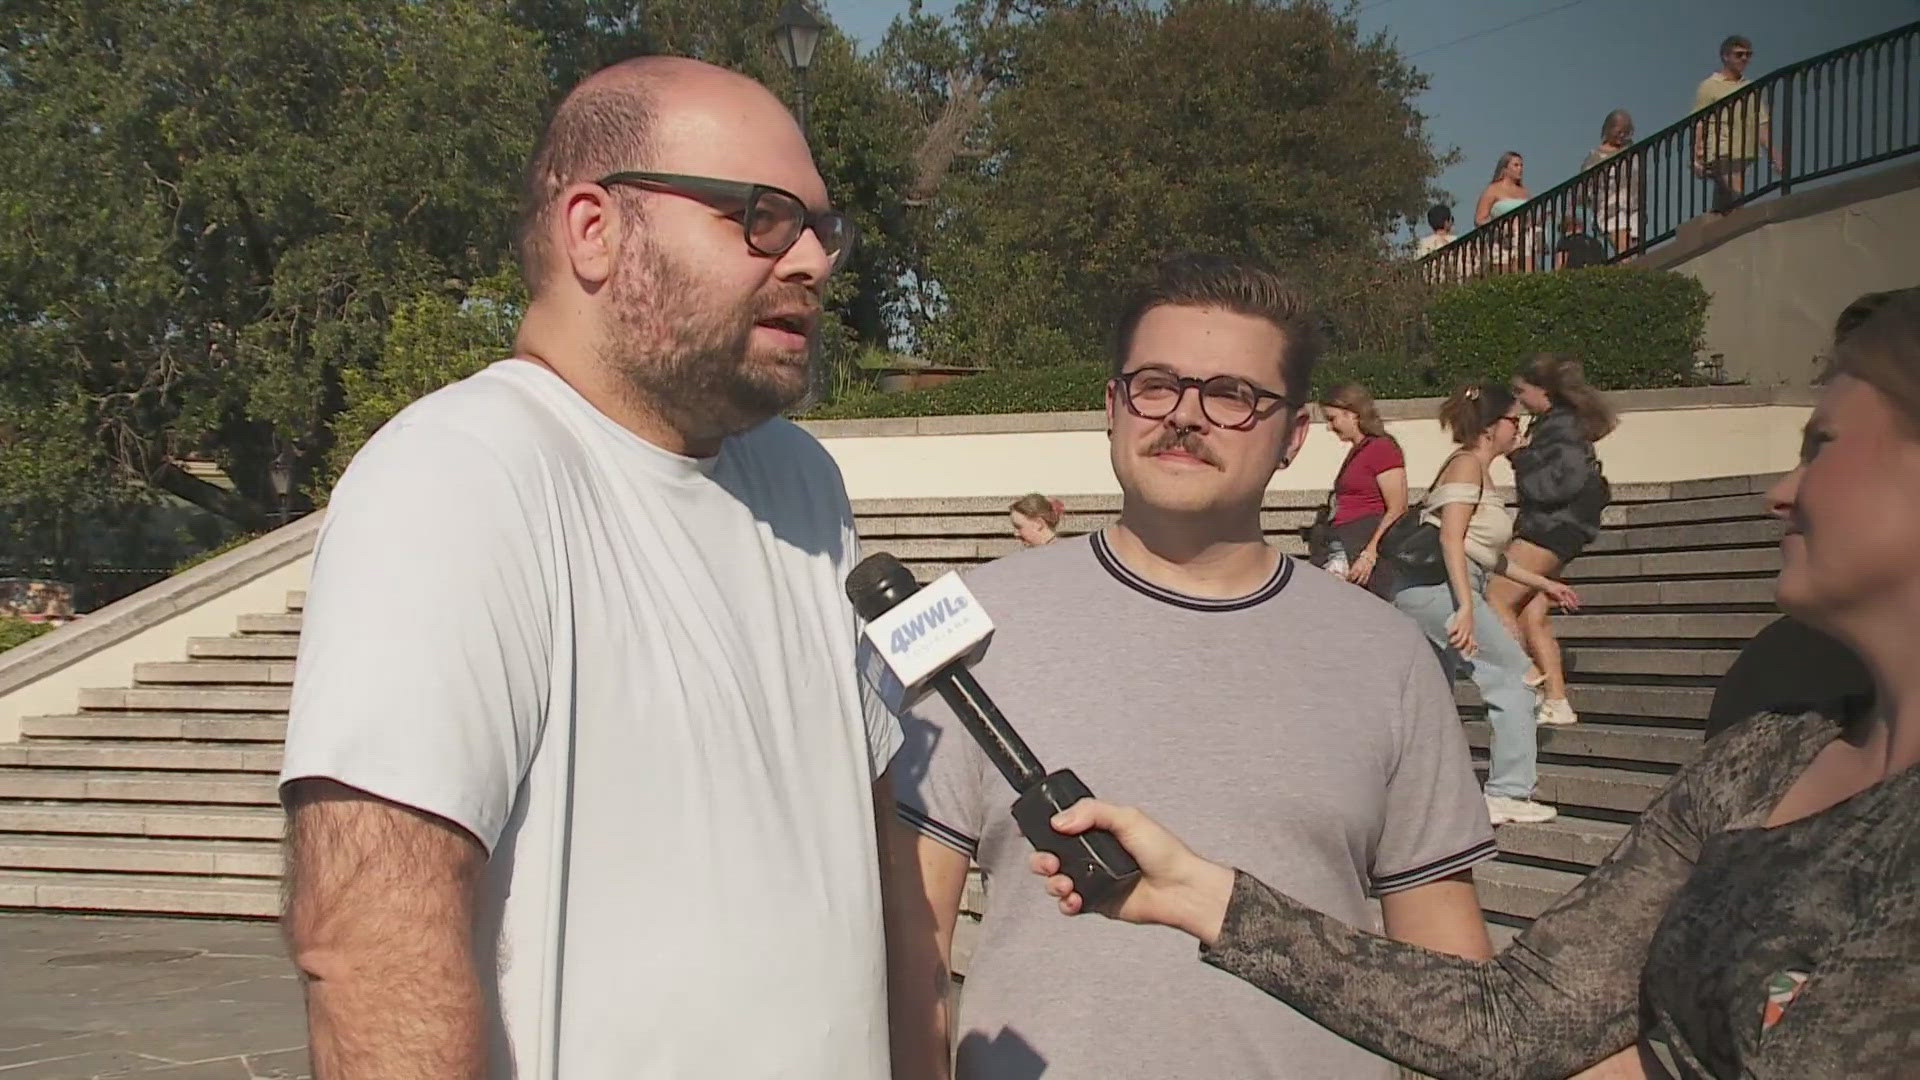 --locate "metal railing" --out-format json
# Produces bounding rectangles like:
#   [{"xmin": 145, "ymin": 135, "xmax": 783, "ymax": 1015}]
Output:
[{"xmin": 1420, "ymin": 20, "xmax": 1919, "ymax": 283}]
